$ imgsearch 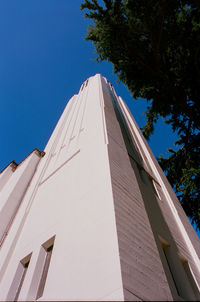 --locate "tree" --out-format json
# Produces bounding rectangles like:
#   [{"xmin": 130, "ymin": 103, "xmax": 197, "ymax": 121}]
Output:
[{"xmin": 81, "ymin": 0, "xmax": 200, "ymax": 229}]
